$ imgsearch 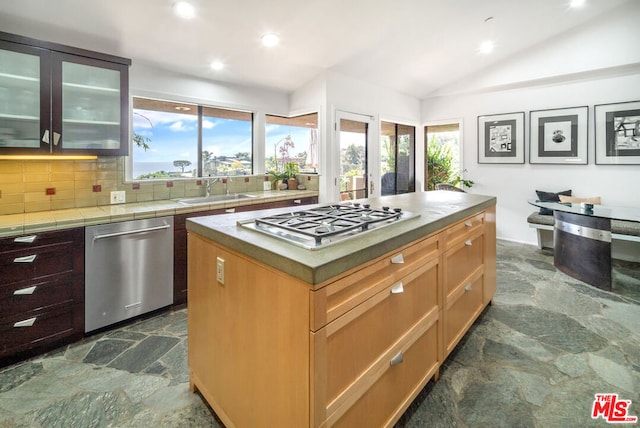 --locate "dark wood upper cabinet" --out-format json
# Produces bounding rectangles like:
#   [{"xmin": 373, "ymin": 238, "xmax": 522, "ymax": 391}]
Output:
[{"xmin": 0, "ymin": 31, "xmax": 130, "ymax": 156}]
